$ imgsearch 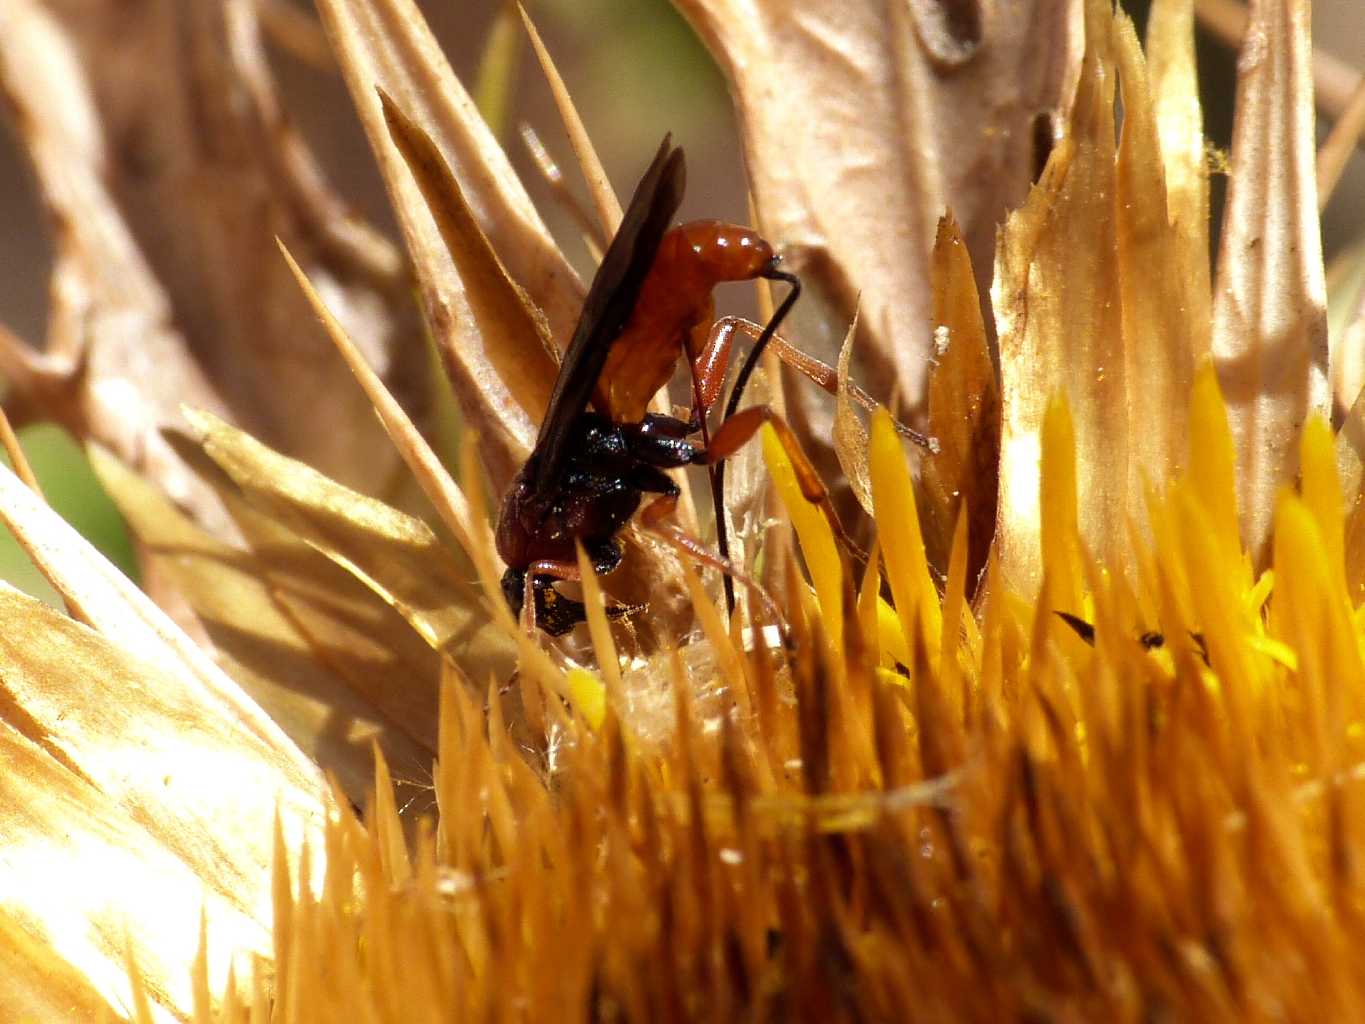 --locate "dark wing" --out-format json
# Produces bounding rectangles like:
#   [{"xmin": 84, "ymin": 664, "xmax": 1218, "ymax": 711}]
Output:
[{"xmin": 529, "ymin": 136, "xmax": 686, "ymax": 495}]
